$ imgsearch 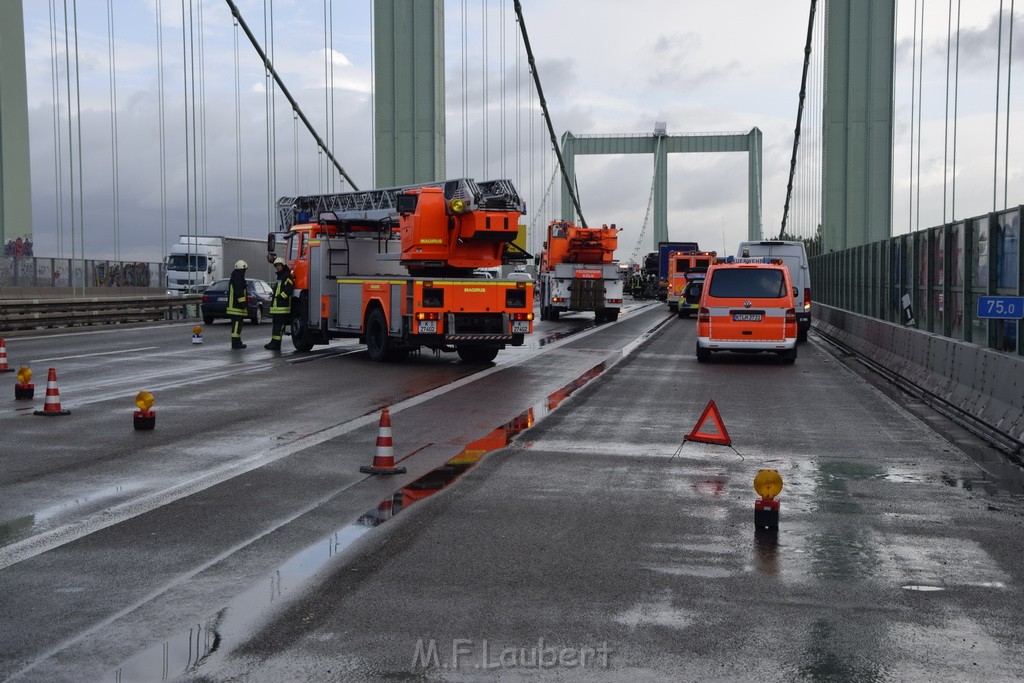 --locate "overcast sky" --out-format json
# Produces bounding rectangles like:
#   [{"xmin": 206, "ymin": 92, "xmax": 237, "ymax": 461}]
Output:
[{"xmin": 18, "ymin": 0, "xmax": 1021, "ymax": 262}]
